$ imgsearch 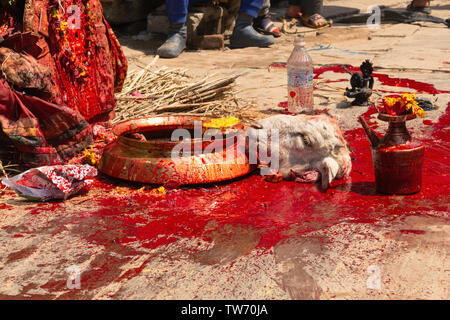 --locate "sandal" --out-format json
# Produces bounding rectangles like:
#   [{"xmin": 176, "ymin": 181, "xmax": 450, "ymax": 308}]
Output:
[
  {"xmin": 407, "ymin": 0, "xmax": 432, "ymax": 14},
  {"xmin": 301, "ymin": 13, "xmax": 330, "ymax": 29},
  {"xmin": 254, "ymin": 15, "xmax": 281, "ymax": 38}
]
